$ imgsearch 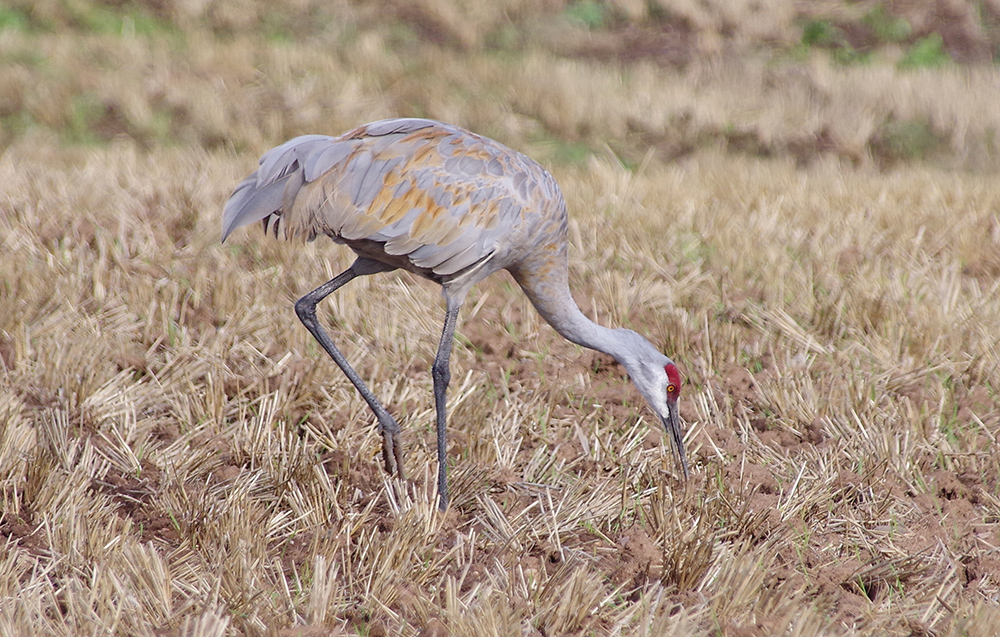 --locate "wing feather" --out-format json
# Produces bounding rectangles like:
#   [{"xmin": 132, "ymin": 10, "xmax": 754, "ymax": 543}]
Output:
[
  {"xmin": 304, "ymin": 141, "xmax": 357, "ymax": 181},
  {"xmin": 222, "ymin": 118, "xmax": 559, "ymax": 279},
  {"xmin": 362, "ymin": 118, "xmax": 437, "ymax": 137},
  {"xmin": 222, "ymin": 174, "xmax": 288, "ymax": 241},
  {"xmin": 257, "ymin": 135, "xmax": 330, "ymax": 185}
]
